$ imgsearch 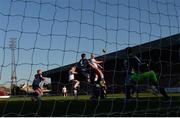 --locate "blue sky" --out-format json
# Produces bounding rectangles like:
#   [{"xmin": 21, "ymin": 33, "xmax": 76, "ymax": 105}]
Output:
[{"xmin": 0, "ymin": 0, "xmax": 180, "ymax": 86}]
